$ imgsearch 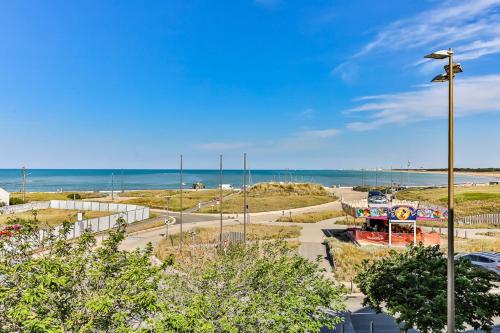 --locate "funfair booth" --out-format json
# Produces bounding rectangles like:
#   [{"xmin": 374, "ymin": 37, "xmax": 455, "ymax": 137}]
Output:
[{"xmin": 341, "ymin": 199, "xmax": 446, "ymax": 246}]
